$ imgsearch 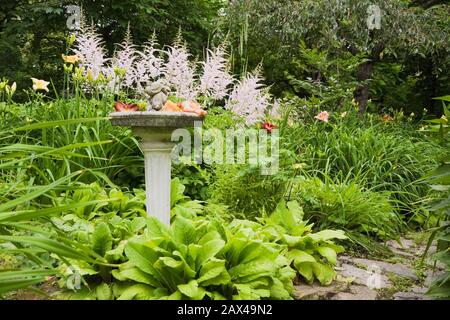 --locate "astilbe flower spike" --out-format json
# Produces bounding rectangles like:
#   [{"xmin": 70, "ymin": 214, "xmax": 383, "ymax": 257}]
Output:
[
  {"xmin": 199, "ymin": 44, "xmax": 234, "ymax": 102},
  {"xmin": 72, "ymin": 17, "xmax": 108, "ymax": 80},
  {"xmin": 110, "ymin": 25, "xmax": 138, "ymax": 90},
  {"xmin": 134, "ymin": 32, "xmax": 165, "ymax": 94},
  {"xmin": 225, "ymin": 66, "xmax": 271, "ymax": 125},
  {"xmin": 163, "ymin": 32, "xmax": 197, "ymax": 101}
]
